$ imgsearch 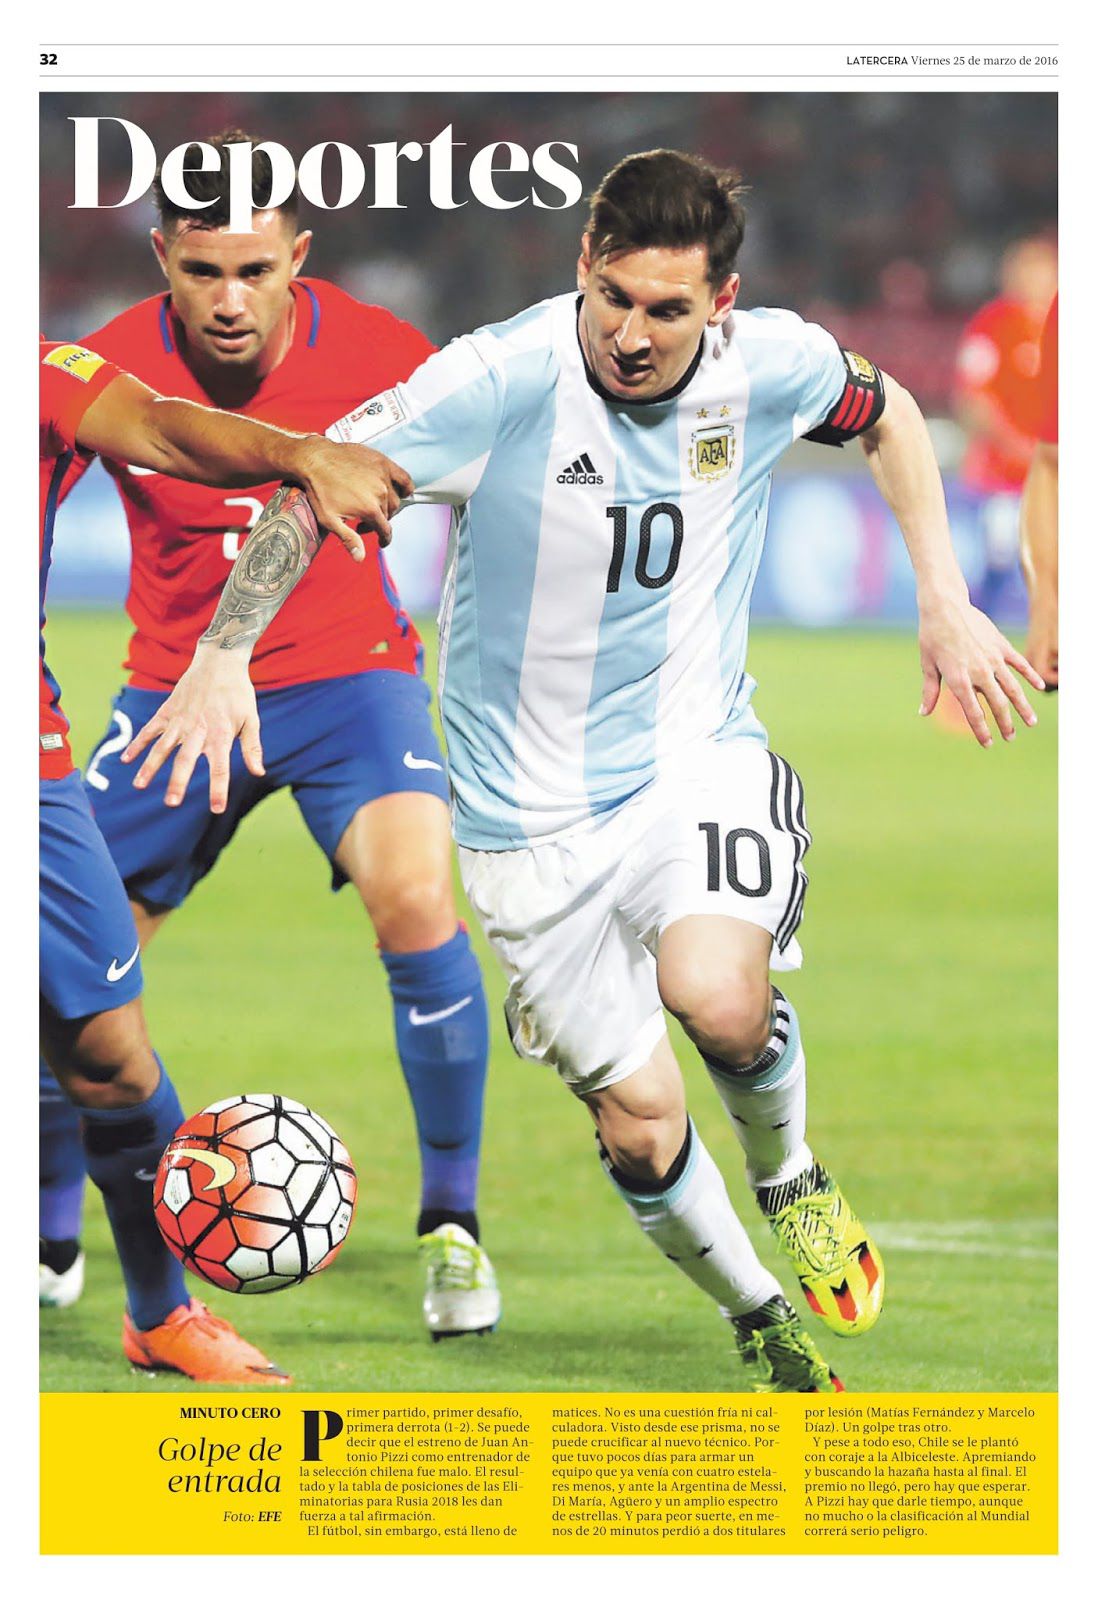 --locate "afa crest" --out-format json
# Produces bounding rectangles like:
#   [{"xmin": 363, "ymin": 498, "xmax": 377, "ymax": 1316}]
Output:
[
  {"xmin": 689, "ymin": 422, "xmax": 736, "ymax": 483},
  {"xmin": 844, "ymin": 349, "xmax": 877, "ymax": 383}
]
